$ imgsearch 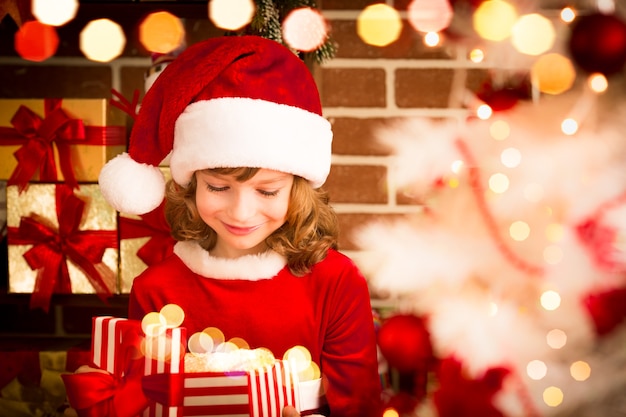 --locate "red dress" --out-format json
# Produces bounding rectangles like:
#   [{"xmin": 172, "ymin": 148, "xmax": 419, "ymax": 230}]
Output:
[{"xmin": 129, "ymin": 241, "xmax": 383, "ymax": 417}]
